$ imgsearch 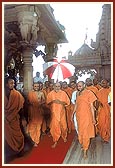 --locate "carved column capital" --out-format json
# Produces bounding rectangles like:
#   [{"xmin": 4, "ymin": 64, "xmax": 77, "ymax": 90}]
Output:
[
  {"xmin": 44, "ymin": 43, "xmax": 58, "ymax": 61},
  {"xmin": 17, "ymin": 10, "xmax": 40, "ymax": 45}
]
